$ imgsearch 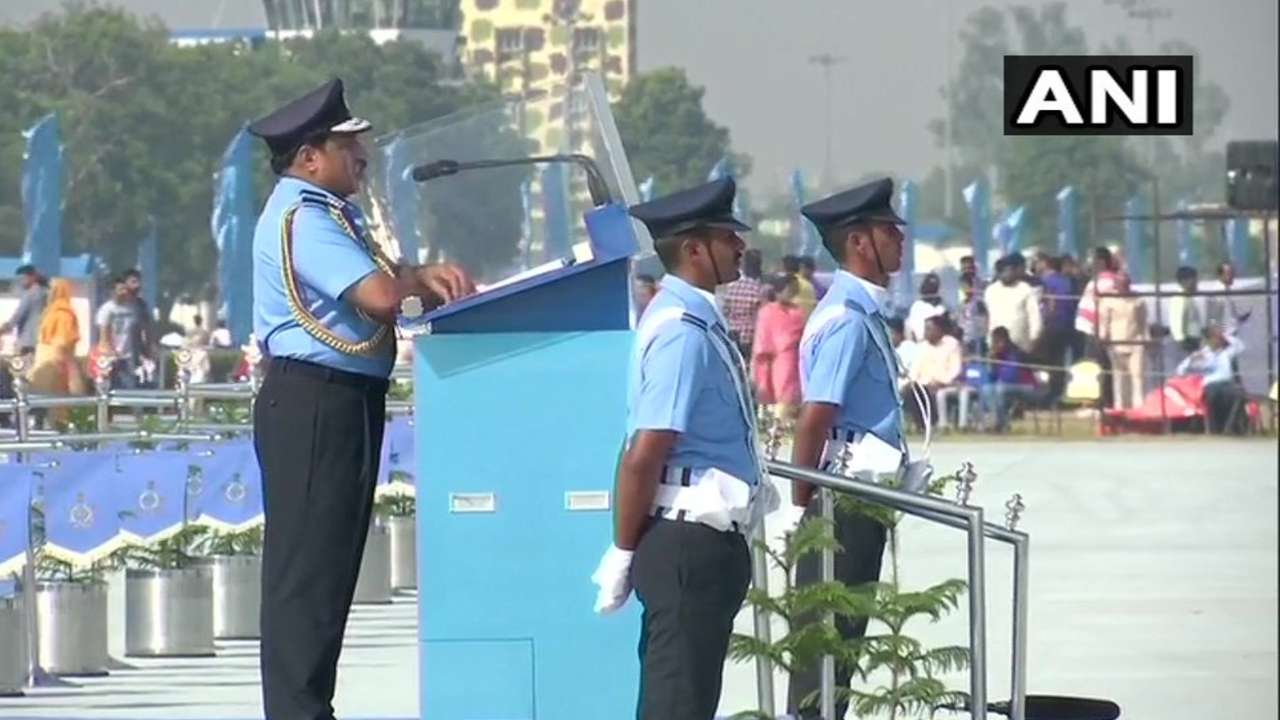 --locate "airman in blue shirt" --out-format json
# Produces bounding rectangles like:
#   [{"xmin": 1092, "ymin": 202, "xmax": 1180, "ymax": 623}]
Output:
[
  {"xmin": 591, "ymin": 177, "xmax": 776, "ymax": 720},
  {"xmin": 785, "ymin": 177, "xmax": 911, "ymax": 719},
  {"xmin": 247, "ymin": 77, "xmax": 475, "ymax": 720}
]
